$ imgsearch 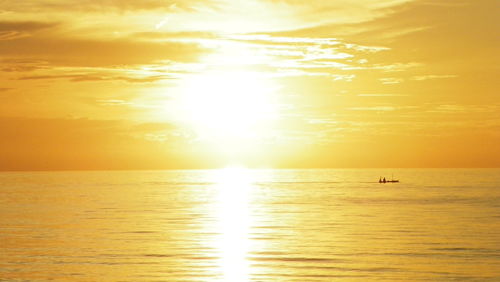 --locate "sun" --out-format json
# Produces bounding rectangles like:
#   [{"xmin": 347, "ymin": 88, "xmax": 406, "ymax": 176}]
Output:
[{"xmin": 178, "ymin": 70, "xmax": 279, "ymax": 146}]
